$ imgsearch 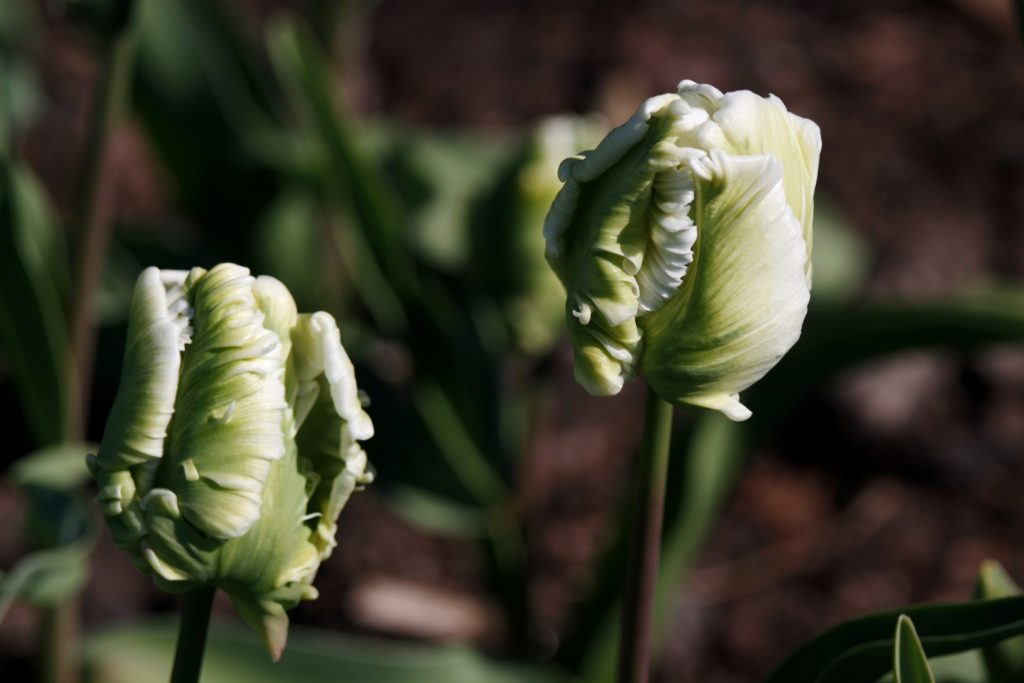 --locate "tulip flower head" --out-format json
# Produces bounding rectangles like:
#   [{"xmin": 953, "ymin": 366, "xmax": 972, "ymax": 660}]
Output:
[
  {"xmin": 544, "ymin": 80, "xmax": 820, "ymax": 420},
  {"xmin": 88, "ymin": 263, "xmax": 373, "ymax": 659}
]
